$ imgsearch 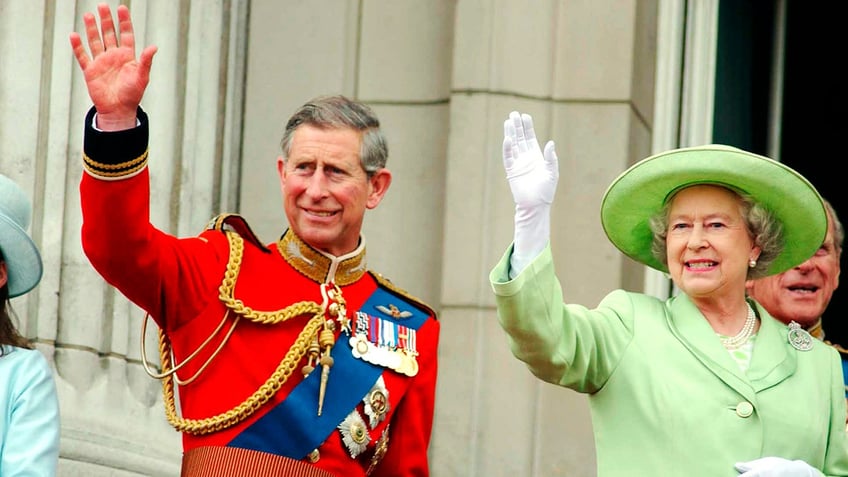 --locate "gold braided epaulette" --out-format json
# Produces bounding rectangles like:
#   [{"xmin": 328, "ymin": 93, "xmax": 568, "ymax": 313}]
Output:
[
  {"xmin": 826, "ymin": 340, "xmax": 848, "ymax": 357},
  {"xmin": 369, "ymin": 271, "xmax": 437, "ymax": 319},
  {"xmin": 204, "ymin": 213, "xmax": 267, "ymax": 252}
]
